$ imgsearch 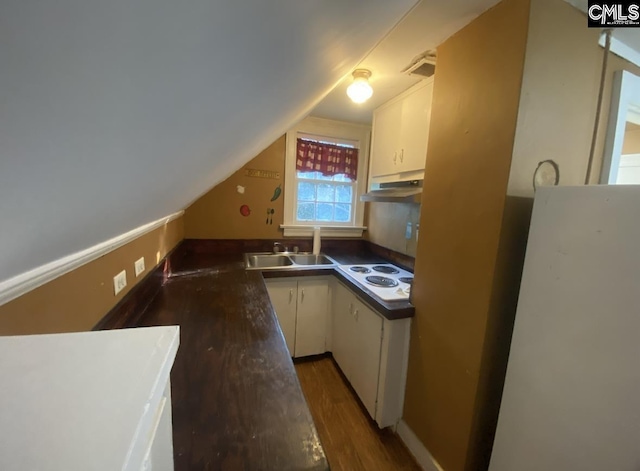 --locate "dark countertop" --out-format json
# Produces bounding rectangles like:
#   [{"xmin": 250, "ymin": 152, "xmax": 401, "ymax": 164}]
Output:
[
  {"xmin": 110, "ymin": 240, "xmax": 414, "ymax": 471},
  {"xmin": 137, "ymin": 253, "xmax": 329, "ymax": 471},
  {"xmin": 261, "ymin": 249, "xmax": 415, "ymax": 320}
]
